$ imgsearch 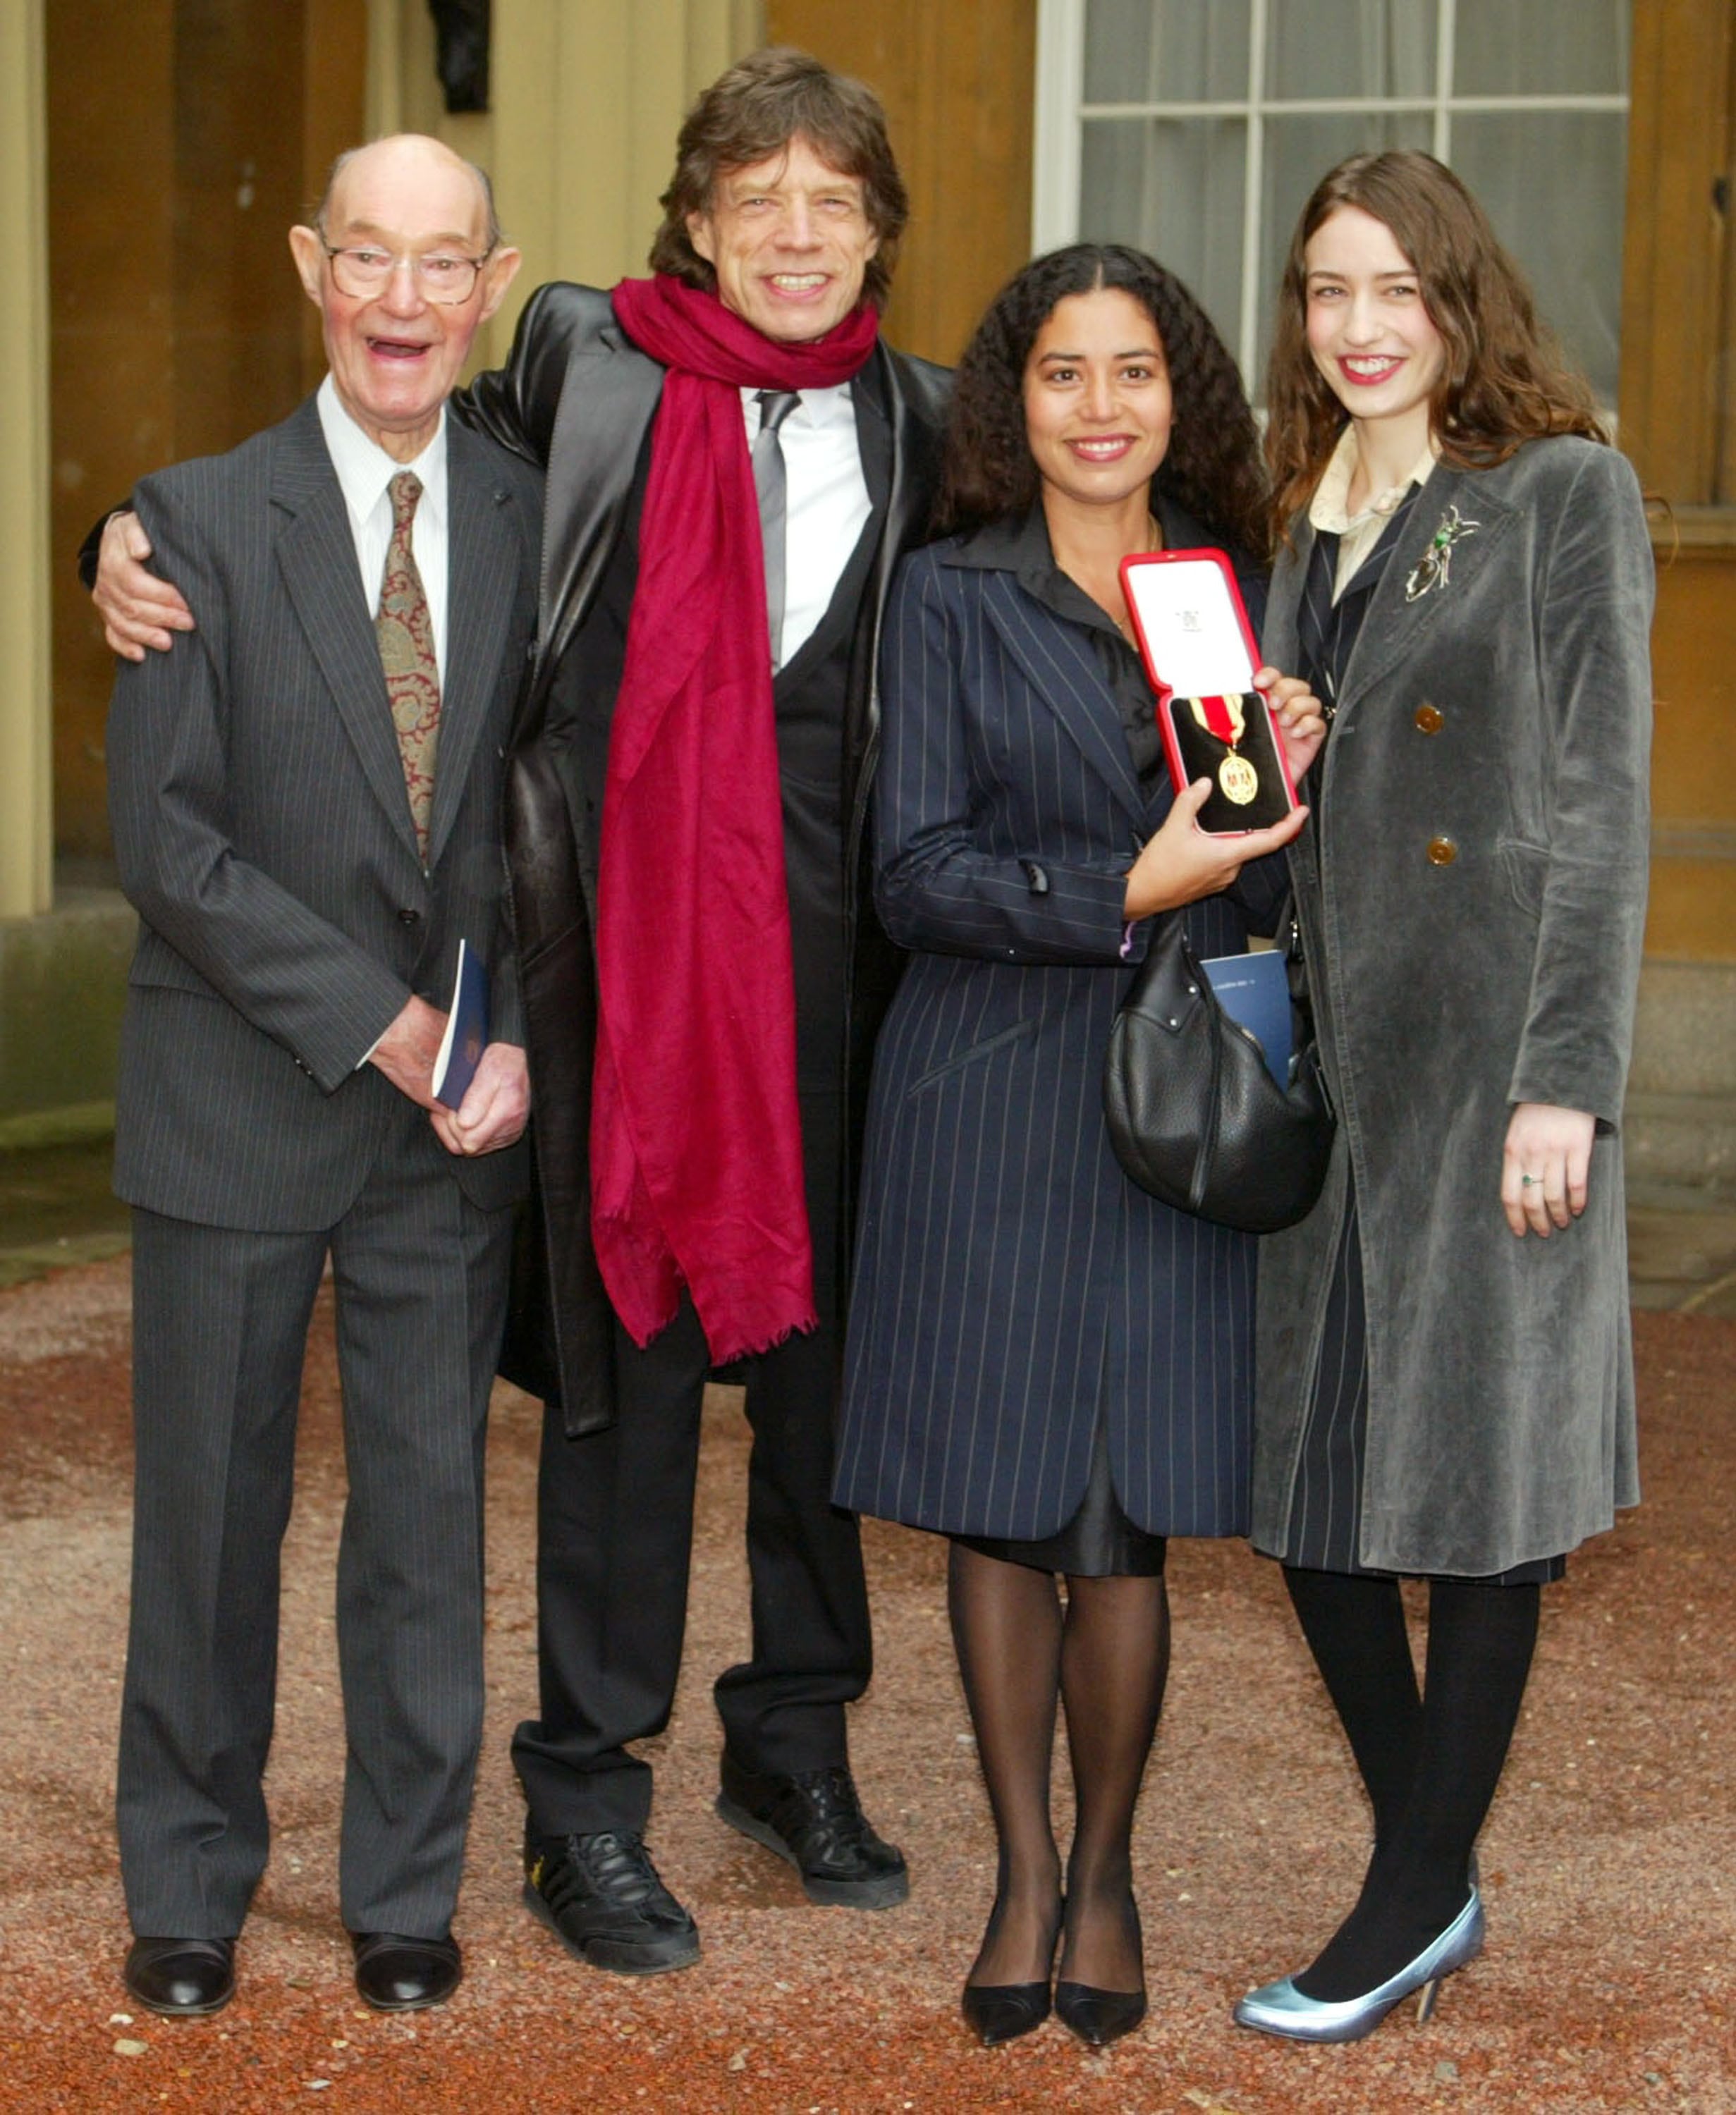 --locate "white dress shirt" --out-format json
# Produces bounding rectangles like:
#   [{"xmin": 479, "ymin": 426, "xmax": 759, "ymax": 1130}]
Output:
[
  {"xmin": 317, "ymin": 375, "xmax": 451, "ymax": 685},
  {"xmin": 740, "ymin": 384, "xmax": 872, "ymax": 666}
]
